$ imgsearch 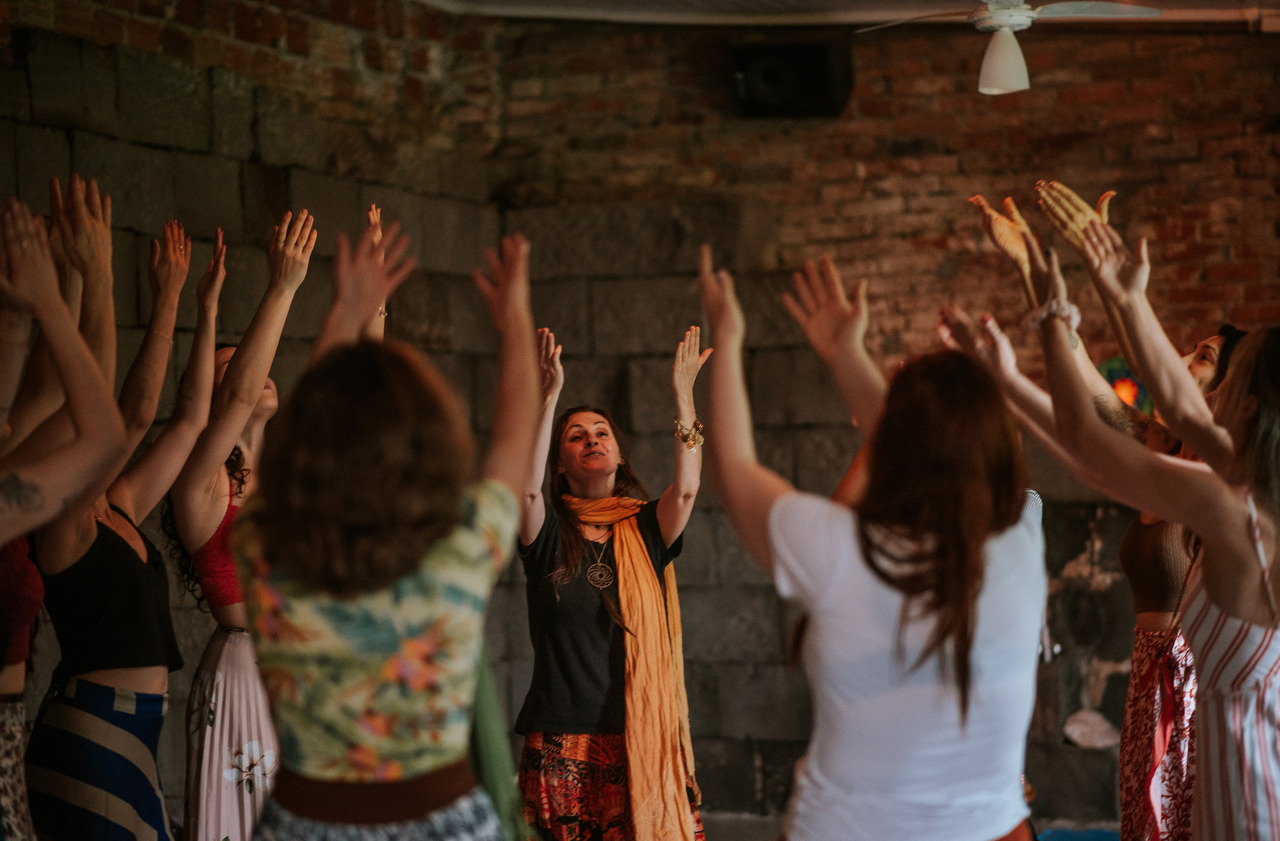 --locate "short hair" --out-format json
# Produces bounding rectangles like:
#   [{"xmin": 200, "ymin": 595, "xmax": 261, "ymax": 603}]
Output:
[{"xmin": 250, "ymin": 341, "xmax": 475, "ymax": 596}]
